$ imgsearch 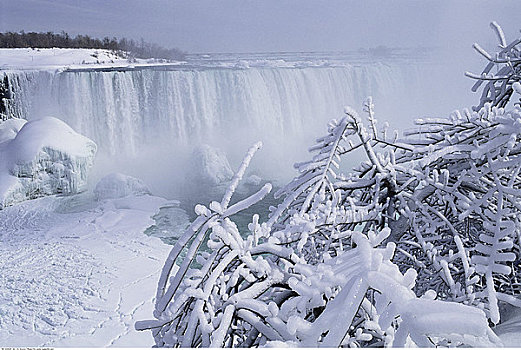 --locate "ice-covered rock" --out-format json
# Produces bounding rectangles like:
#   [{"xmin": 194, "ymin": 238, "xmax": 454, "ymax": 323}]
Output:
[
  {"xmin": 0, "ymin": 118, "xmax": 26, "ymax": 144},
  {"xmin": 189, "ymin": 144, "xmax": 234, "ymax": 185},
  {"xmin": 94, "ymin": 172, "xmax": 150, "ymax": 200},
  {"xmin": 0, "ymin": 117, "xmax": 97, "ymax": 209}
]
